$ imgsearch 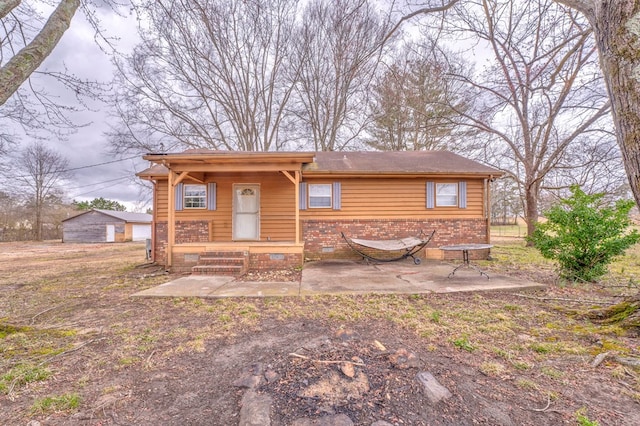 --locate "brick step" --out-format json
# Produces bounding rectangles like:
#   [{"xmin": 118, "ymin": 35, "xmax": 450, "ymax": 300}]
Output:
[
  {"xmin": 198, "ymin": 251, "xmax": 246, "ymax": 258},
  {"xmin": 198, "ymin": 256, "xmax": 246, "ymax": 265},
  {"xmin": 191, "ymin": 265, "xmax": 245, "ymax": 276},
  {"xmin": 192, "ymin": 251, "xmax": 248, "ymax": 276}
]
